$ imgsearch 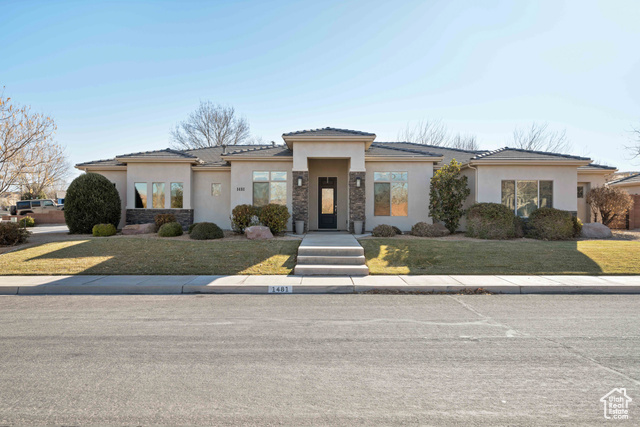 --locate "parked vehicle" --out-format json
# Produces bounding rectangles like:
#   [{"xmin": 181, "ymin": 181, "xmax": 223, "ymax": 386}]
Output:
[{"xmin": 11, "ymin": 199, "xmax": 63, "ymax": 216}]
